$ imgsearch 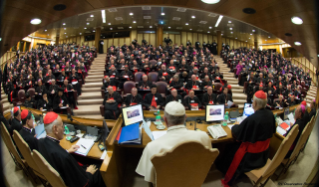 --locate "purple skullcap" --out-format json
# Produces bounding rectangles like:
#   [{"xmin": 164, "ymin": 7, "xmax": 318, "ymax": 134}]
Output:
[{"xmin": 300, "ymin": 105, "xmax": 306, "ymax": 113}]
